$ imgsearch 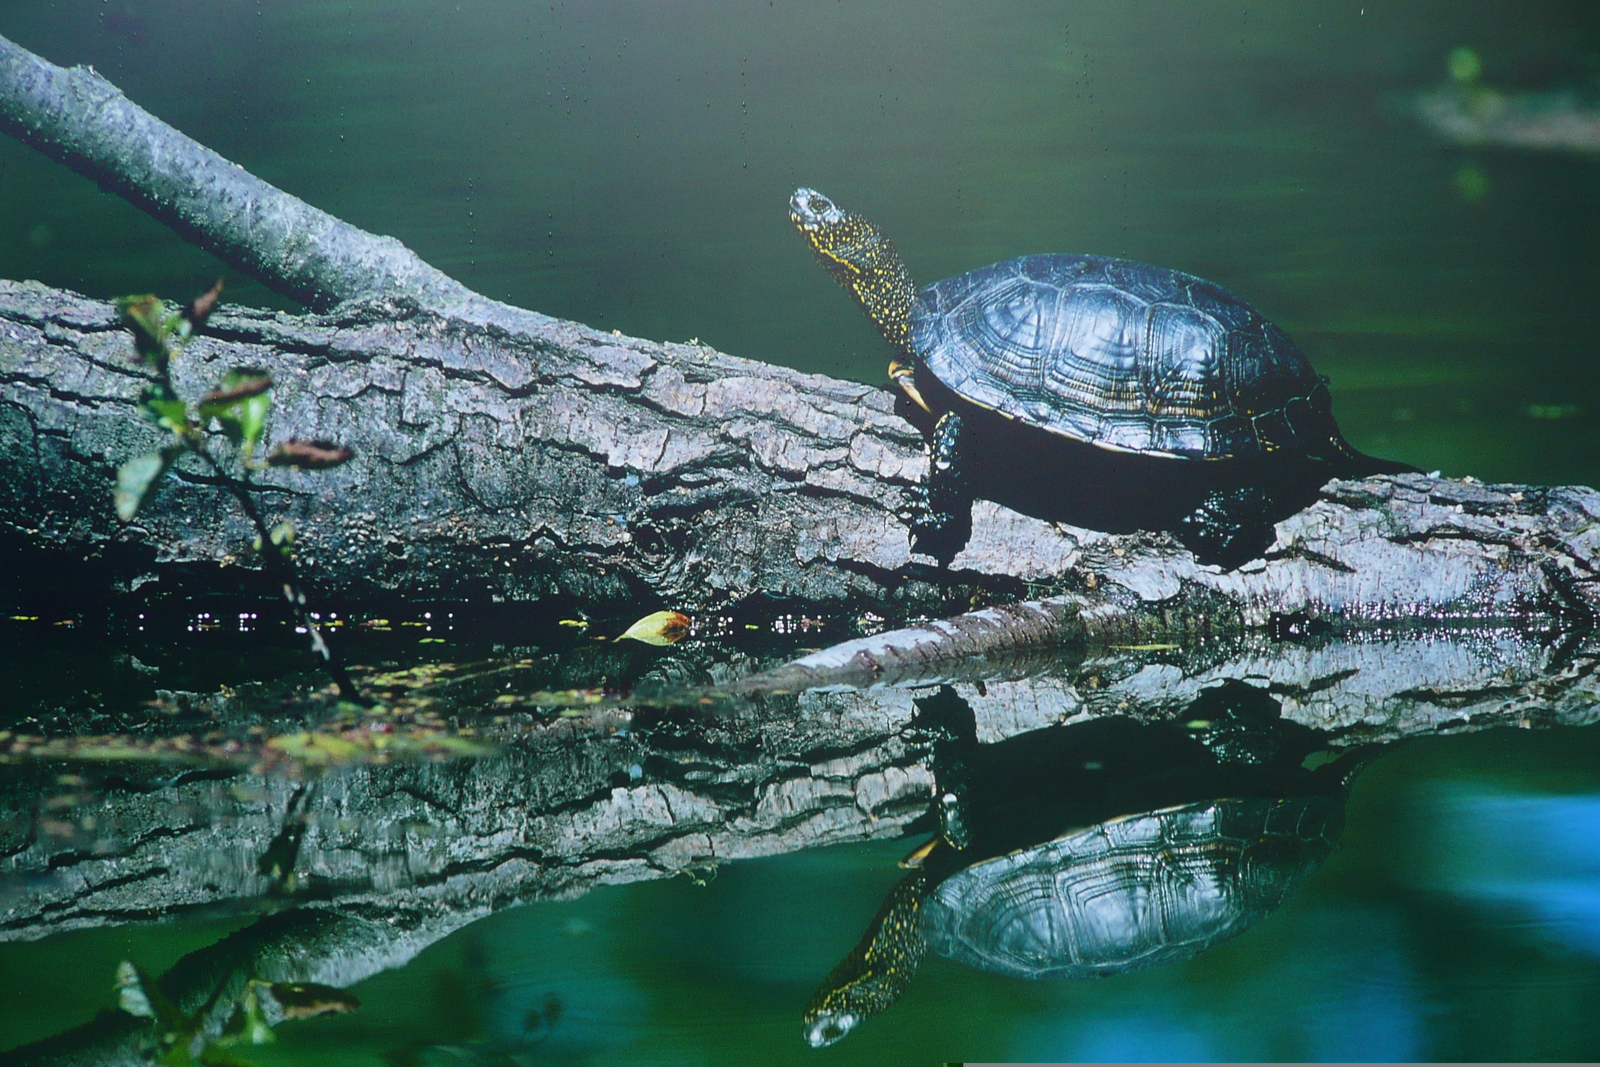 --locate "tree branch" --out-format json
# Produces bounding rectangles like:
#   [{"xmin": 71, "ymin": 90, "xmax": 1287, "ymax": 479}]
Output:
[{"xmin": 0, "ymin": 33, "xmax": 483, "ymax": 314}]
